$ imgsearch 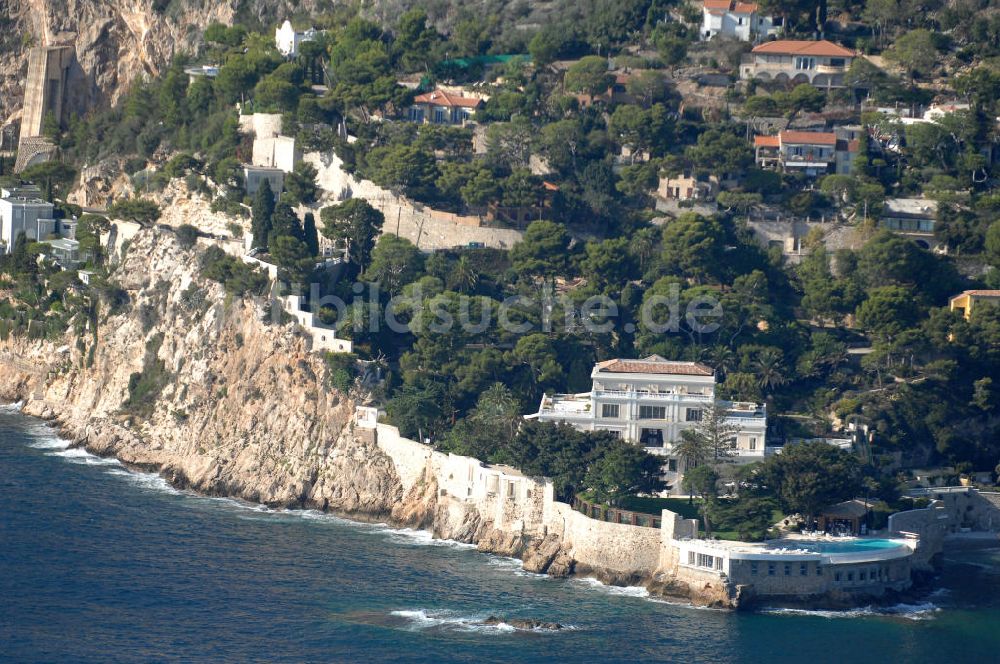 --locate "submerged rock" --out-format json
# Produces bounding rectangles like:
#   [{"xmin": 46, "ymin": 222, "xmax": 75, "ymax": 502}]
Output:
[{"xmin": 482, "ymin": 616, "xmax": 565, "ymax": 631}]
